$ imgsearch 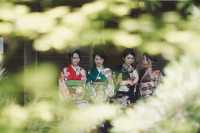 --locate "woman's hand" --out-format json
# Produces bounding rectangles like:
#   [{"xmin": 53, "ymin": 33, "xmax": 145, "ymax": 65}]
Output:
[
  {"xmin": 141, "ymin": 82, "xmax": 154, "ymax": 88},
  {"xmin": 120, "ymin": 80, "xmax": 134, "ymax": 86},
  {"xmin": 106, "ymin": 72, "xmax": 113, "ymax": 81},
  {"xmin": 80, "ymin": 69, "xmax": 87, "ymax": 81},
  {"xmin": 141, "ymin": 83, "xmax": 148, "ymax": 88},
  {"xmin": 103, "ymin": 68, "xmax": 113, "ymax": 80},
  {"xmin": 120, "ymin": 80, "xmax": 129, "ymax": 85},
  {"xmin": 129, "ymin": 70, "xmax": 139, "ymax": 86}
]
